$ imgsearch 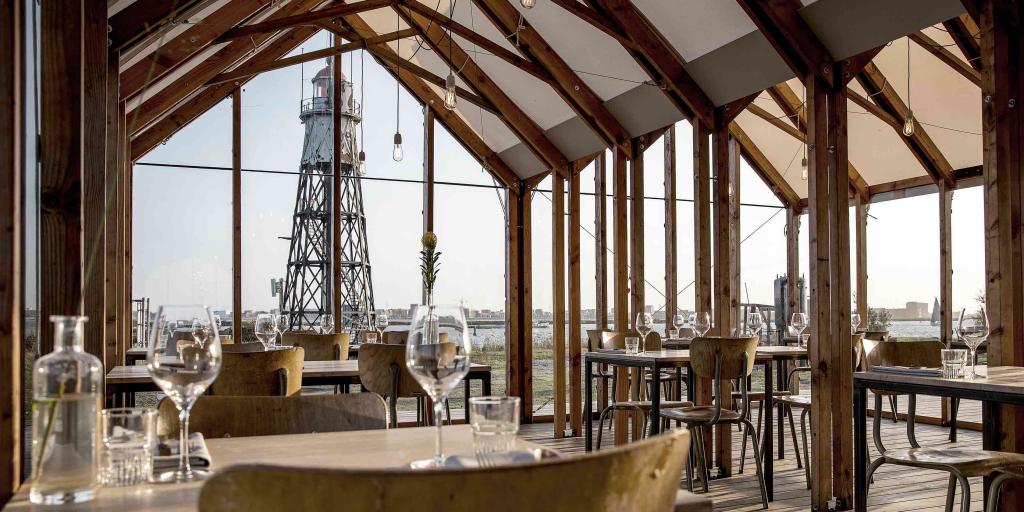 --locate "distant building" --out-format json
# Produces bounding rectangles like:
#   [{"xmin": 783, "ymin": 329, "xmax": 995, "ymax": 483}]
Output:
[{"xmin": 881, "ymin": 301, "xmax": 930, "ymax": 321}]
